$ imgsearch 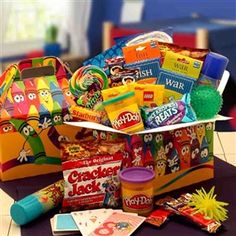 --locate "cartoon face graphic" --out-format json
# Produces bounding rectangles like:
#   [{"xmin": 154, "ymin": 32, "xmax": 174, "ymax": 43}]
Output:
[
  {"xmin": 200, "ymin": 147, "xmax": 209, "ymax": 161},
  {"xmin": 205, "ymin": 122, "xmax": 213, "ymax": 156},
  {"xmin": 63, "ymin": 113, "xmax": 73, "ymax": 122},
  {"xmin": 130, "ymin": 135, "xmax": 143, "ymax": 166},
  {"xmin": 153, "ymin": 133, "xmax": 163, "ymax": 159},
  {"xmin": 63, "ymin": 88, "xmax": 76, "ymax": 105},
  {"xmin": 19, "ymin": 124, "xmax": 37, "ymax": 138},
  {"xmin": 143, "ymin": 149, "xmax": 155, "ymax": 170},
  {"xmin": 155, "ymin": 133, "xmax": 163, "ymax": 149},
  {"xmin": 156, "ymin": 147, "xmax": 167, "ymax": 176},
  {"xmin": 37, "ymin": 78, "xmax": 54, "ymax": 112},
  {"xmin": 167, "ymin": 154, "xmax": 180, "ymax": 173},
  {"xmin": 11, "ymin": 83, "xmax": 28, "ymax": 114},
  {"xmin": 173, "ymin": 129, "xmax": 183, "ymax": 143},
  {"xmin": 122, "ymin": 152, "xmax": 132, "ymax": 168},
  {"xmin": 189, "ymin": 136, "xmax": 201, "ymax": 166},
  {"xmin": 143, "ymin": 133, "xmax": 153, "ymax": 146},
  {"xmin": 191, "ymin": 147, "xmax": 200, "ymax": 166},
  {"xmin": 0, "ymin": 123, "xmax": 15, "ymax": 134},
  {"xmin": 196, "ymin": 123, "xmax": 206, "ymax": 146},
  {"xmin": 165, "ymin": 139, "xmax": 180, "ymax": 174},
  {"xmin": 174, "ymin": 128, "xmax": 190, "ymax": 145},
  {"xmin": 179, "ymin": 144, "xmax": 190, "ymax": 169},
  {"xmin": 13, "ymin": 92, "xmax": 25, "ymax": 104},
  {"xmin": 58, "ymin": 135, "xmax": 70, "ymax": 143},
  {"xmin": 24, "ymin": 79, "xmax": 40, "ymax": 109},
  {"xmin": 93, "ymin": 130, "xmax": 107, "ymax": 141},
  {"xmin": 156, "ymin": 159, "xmax": 167, "ymax": 176},
  {"xmin": 39, "ymin": 89, "xmax": 50, "ymax": 103},
  {"xmin": 132, "ymin": 145, "xmax": 143, "ymax": 166},
  {"xmin": 26, "ymin": 90, "xmax": 40, "ymax": 108},
  {"xmin": 143, "ymin": 133, "xmax": 153, "ymax": 155},
  {"xmin": 164, "ymin": 141, "xmax": 173, "ymax": 156},
  {"xmin": 52, "ymin": 113, "xmax": 62, "ymax": 125}
]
